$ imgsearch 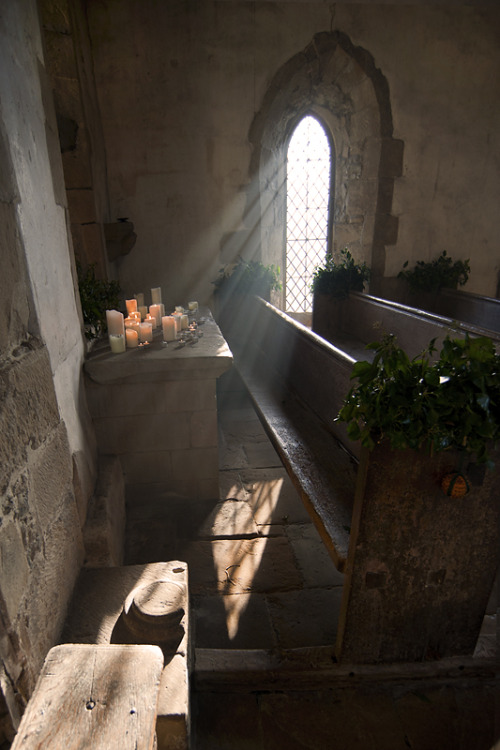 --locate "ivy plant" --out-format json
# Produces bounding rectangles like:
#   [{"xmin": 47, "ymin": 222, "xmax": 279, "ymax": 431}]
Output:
[
  {"xmin": 336, "ymin": 333, "xmax": 500, "ymax": 467},
  {"xmin": 311, "ymin": 248, "xmax": 370, "ymax": 299},
  {"xmin": 77, "ymin": 261, "xmax": 122, "ymax": 340},
  {"xmin": 398, "ymin": 251, "xmax": 470, "ymax": 293}
]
